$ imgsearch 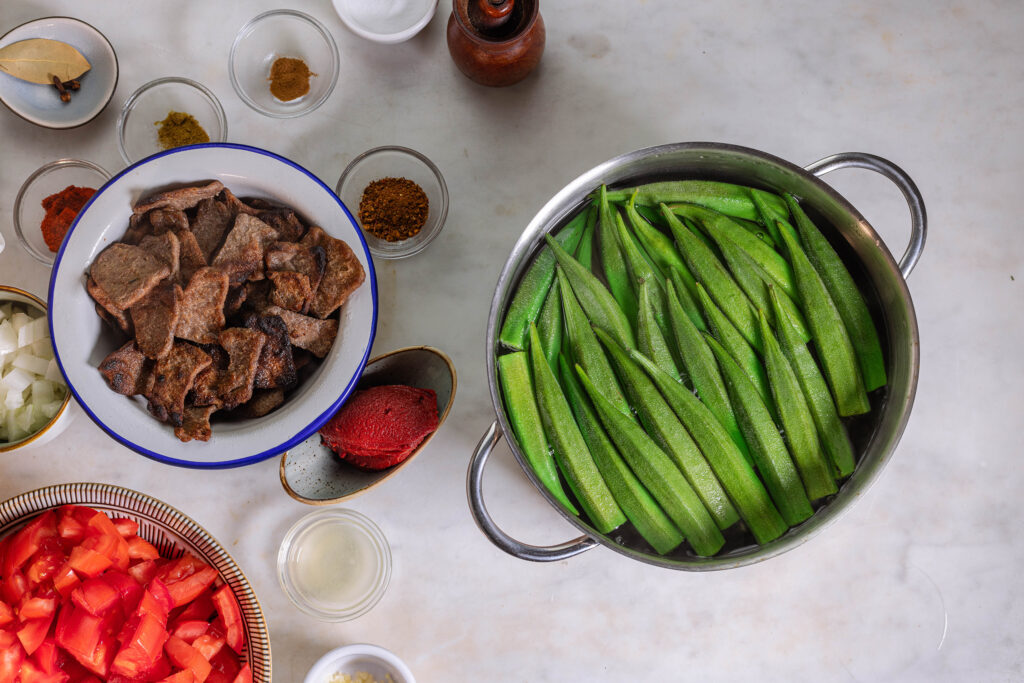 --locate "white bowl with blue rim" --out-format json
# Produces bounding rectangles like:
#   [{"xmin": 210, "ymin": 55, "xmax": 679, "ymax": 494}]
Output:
[
  {"xmin": 0, "ymin": 16, "xmax": 118, "ymax": 129},
  {"xmin": 47, "ymin": 143, "xmax": 378, "ymax": 468}
]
